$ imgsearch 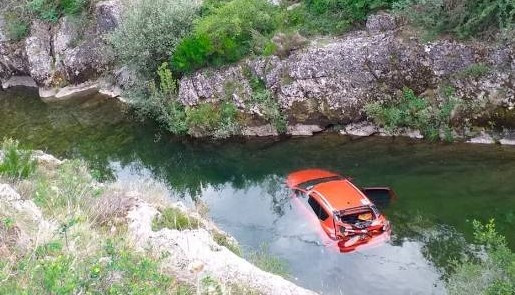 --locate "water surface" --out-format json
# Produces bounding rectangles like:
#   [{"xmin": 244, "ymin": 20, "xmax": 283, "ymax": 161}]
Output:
[{"xmin": 1, "ymin": 88, "xmax": 514, "ymax": 294}]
